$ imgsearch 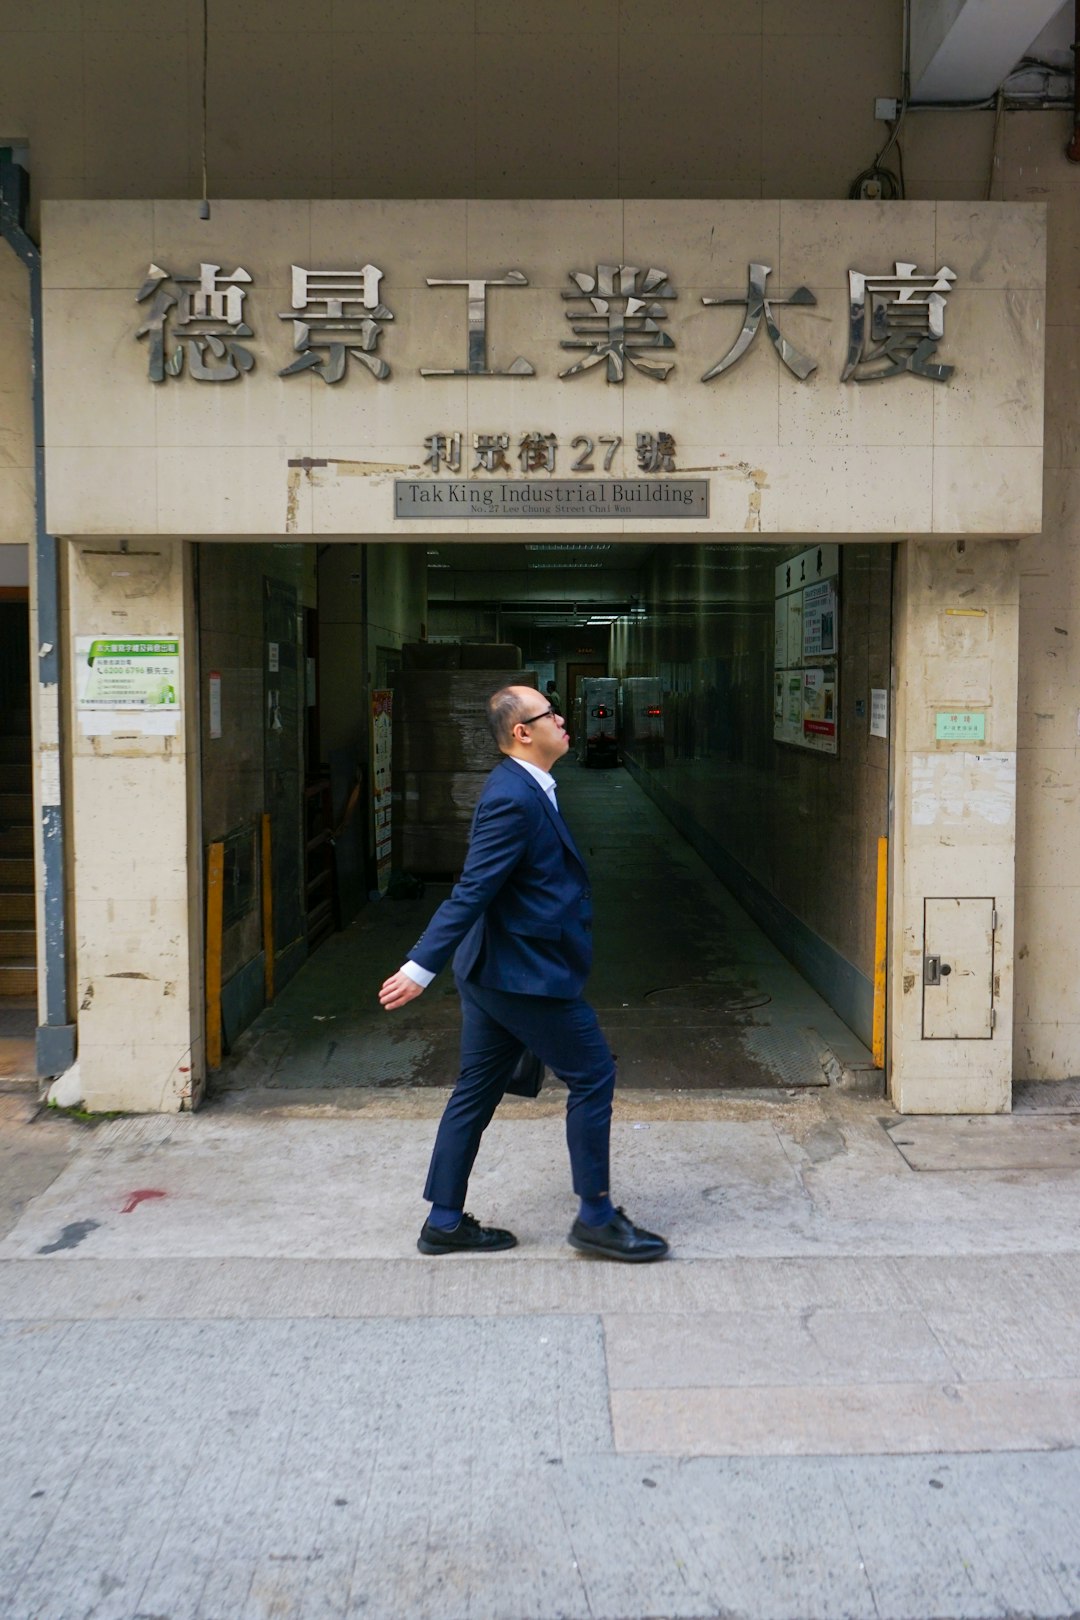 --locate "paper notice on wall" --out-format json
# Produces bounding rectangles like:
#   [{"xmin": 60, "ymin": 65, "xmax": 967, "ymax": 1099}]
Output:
[
  {"xmin": 78, "ymin": 709, "xmax": 179, "ymax": 736},
  {"xmin": 786, "ymin": 672, "xmax": 802, "ymax": 726},
  {"xmin": 786, "ymin": 595, "xmax": 803, "ymax": 667},
  {"xmin": 870, "ymin": 687, "xmax": 888, "ymax": 738},
  {"xmin": 802, "ymin": 579, "xmax": 837, "ymax": 659},
  {"xmin": 772, "ymin": 671, "xmax": 804, "ymax": 746},
  {"xmin": 140, "ymin": 711, "xmax": 178, "ymax": 735},
  {"xmin": 802, "ymin": 667, "xmax": 838, "ymax": 752},
  {"xmin": 75, "ymin": 636, "xmax": 180, "ymax": 709},
  {"xmin": 911, "ymin": 751, "xmax": 1016, "ymax": 827},
  {"xmin": 39, "ymin": 750, "xmax": 61, "ymax": 806},
  {"xmin": 209, "ymin": 672, "xmax": 222, "ymax": 739},
  {"xmin": 773, "ymin": 598, "xmax": 789, "ymax": 668},
  {"xmin": 38, "ymin": 682, "xmax": 60, "ymax": 747}
]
